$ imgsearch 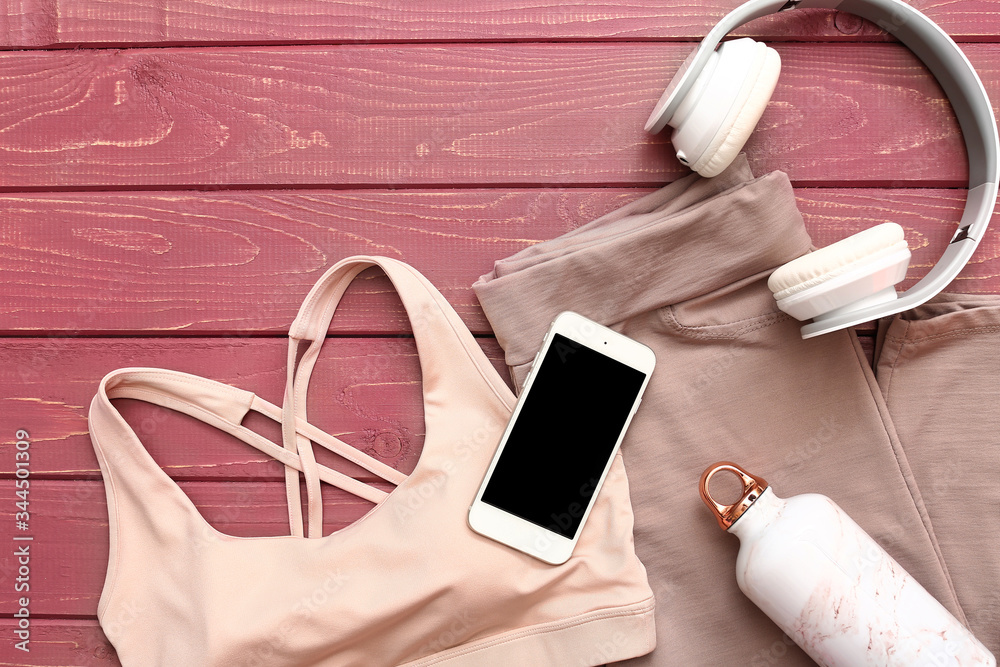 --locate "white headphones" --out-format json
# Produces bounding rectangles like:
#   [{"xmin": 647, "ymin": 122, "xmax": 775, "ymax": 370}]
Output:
[{"xmin": 646, "ymin": 0, "xmax": 999, "ymax": 338}]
